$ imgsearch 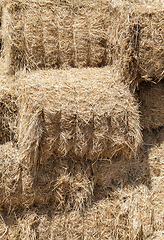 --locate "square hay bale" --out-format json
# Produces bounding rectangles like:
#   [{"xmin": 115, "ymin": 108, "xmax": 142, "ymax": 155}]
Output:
[
  {"xmin": 1, "ymin": 0, "xmax": 109, "ymax": 74},
  {"xmin": 0, "ymin": 141, "xmax": 94, "ymax": 212},
  {"xmin": 122, "ymin": 7, "xmax": 164, "ymax": 86},
  {"xmin": 4, "ymin": 186, "xmax": 155, "ymax": 240},
  {"xmin": 138, "ymin": 81, "xmax": 164, "ymax": 130},
  {"xmin": 15, "ymin": 67, "xmax": 142, "ymax": 169},
  {"xmin": 107, "ymin": 5, "xmax": 164, "ymax": 88}
]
